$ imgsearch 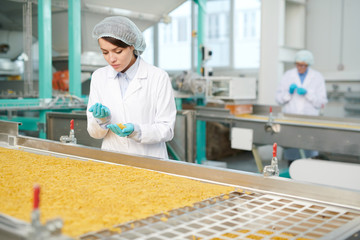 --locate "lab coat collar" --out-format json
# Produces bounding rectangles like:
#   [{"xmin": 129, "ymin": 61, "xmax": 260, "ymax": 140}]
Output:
[
  {"xmin": 292, "ymin": 67, "xmax": 314, "ymax": 86},
  {"xmin": 107, "ymin": 66, "xmax": 119, "ymax": 80},
  {"xmin": 302, "ymin": 68, "xmax": 315, "ymax": 87},
  {"xmin": 106, "ymin": 57, "xmax": 146, "ymax": 80},
  {"xmin": 134, "ymin": 57, "xmax": 147, "ymax": 79},
  {"xmin": 123, "ymin": 57, "xmax": 148, "ymax": 100},
  {"xmin": 125, "ymin": 56, "xmax": 140, "ymax": 81}
]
